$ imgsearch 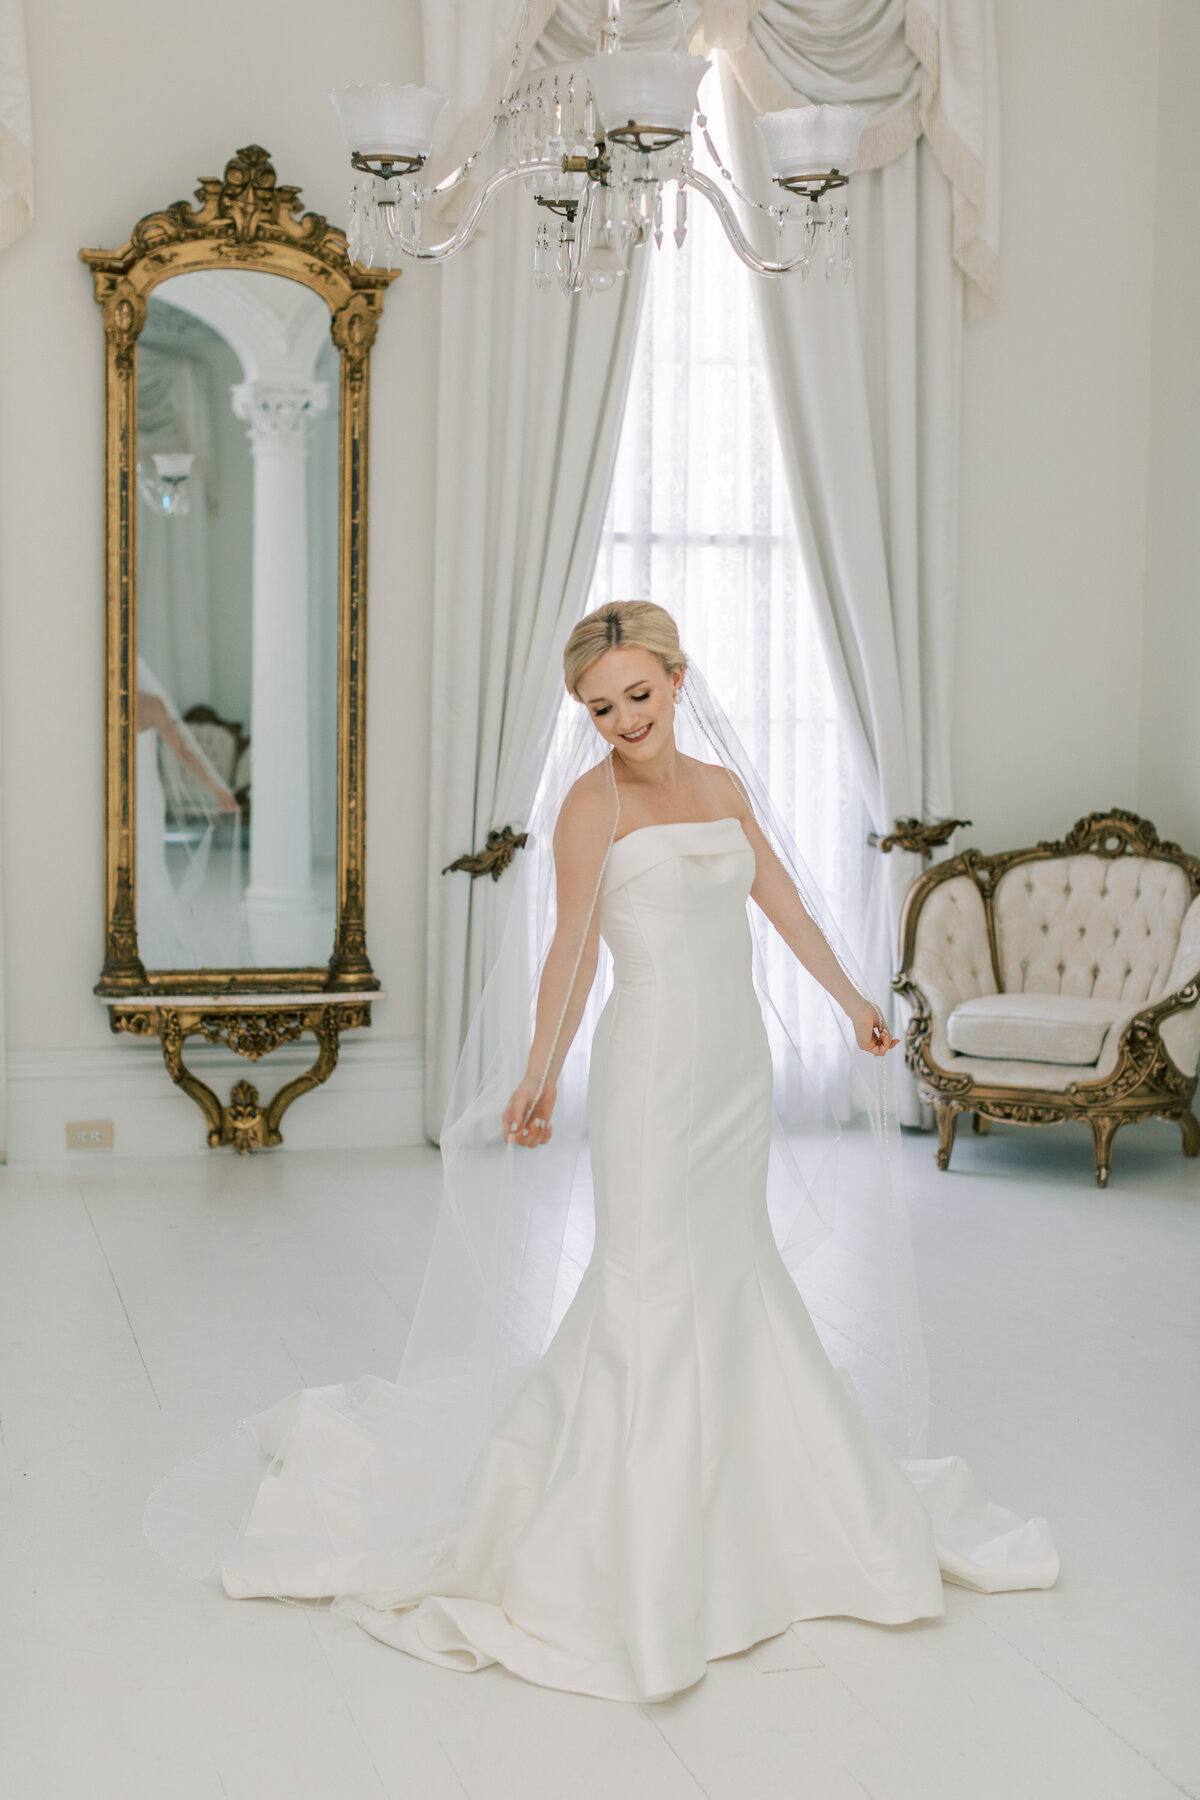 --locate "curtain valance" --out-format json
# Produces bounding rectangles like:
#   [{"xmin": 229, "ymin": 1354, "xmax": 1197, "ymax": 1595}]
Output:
[{"xmin": 714, "ymin": 1, "xmax": 999, "ymax": 312}]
